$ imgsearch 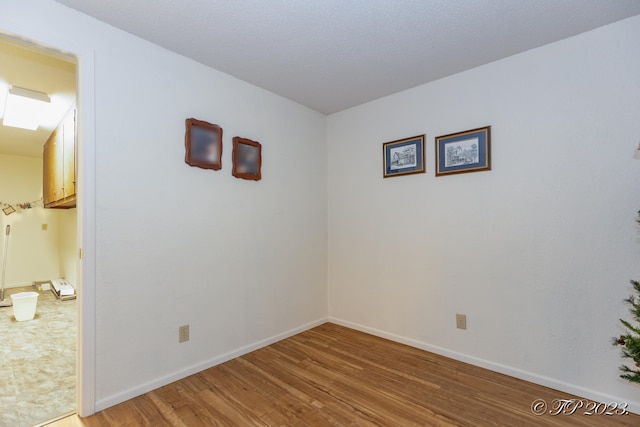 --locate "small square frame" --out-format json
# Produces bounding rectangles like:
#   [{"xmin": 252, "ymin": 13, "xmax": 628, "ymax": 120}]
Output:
[
  {"xmin": 185, "ymin": 118, "xmax": 223, "ymax": 170},
  {"xmin": 382, "ymin": 134, "xmax": 426, "ymax": 178},
  {"xmin": 435, "ymin": 126, "xmax": 491, "ymax": 176},
  {"xmin": 232, "ymin": 137, "xmax": 262, "ymax": 181}
]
